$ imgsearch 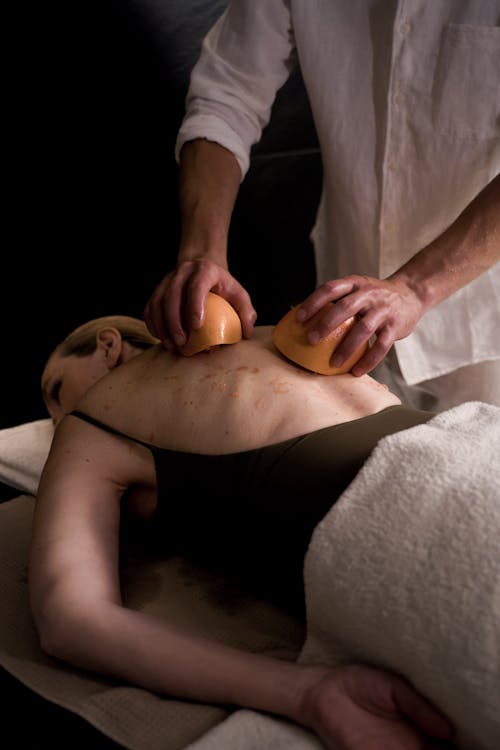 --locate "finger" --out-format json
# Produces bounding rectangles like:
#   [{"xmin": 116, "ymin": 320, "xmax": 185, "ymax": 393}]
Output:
[
  {"xmin": 327, "ymin": 301, "xmax": 395, "ymax": 371},
  {"xmin": 307, "ymin": 296, "xmax": 369, "ymax": 346},
  {"xmin": 328, "ymin": 315, "xmax": 377, "ymax": 369},
  {"xmin": 350, "ymin": 334, "xmax": 394, "ymax": 376},
  {"xmin": 144, "ymin": 261, "xmax": 197, "ymax": 346},
  {"xmin": 143, "ymin": 277, "xmax": 172, "ymax": 343},
  {"xmin": 220, "ymin": 284, "xmax": 257, "ymax": 339},
  {"xmin": 392, "ymin": 677, "xmax": 455, "ymax": 741},
  {"xmin": 143, "ymin": 298, "xmax": 159, "ymax": 340},
  {"xmin": 159, "ymin": 270, "xmax": 189, "ymax": 346},
  {"xmin": 186, "ymin": 276, "xmax": 216, "ymax": 330},
  {"xmin": 187, "ymin": 267, "xmax": 244, "ymax": 329},
  {"xmin": 296, "ymin": 279, "xmax": 358, "ymax": 323},
  {"xmin": 154, "ymin": 264, "xmax": 195, "ymax": 347},
  {"xmin": 189, "ymin": 271, "xmax": 257, "ymax": 339}
]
